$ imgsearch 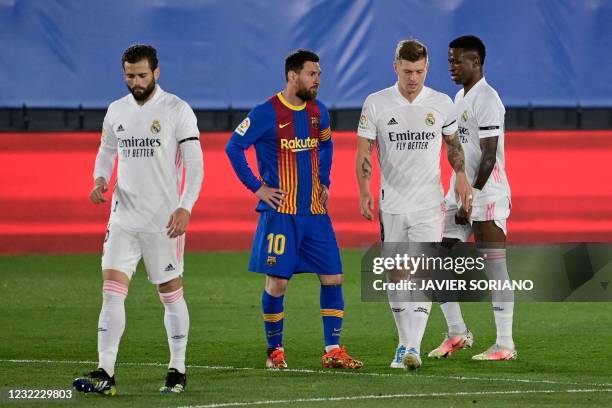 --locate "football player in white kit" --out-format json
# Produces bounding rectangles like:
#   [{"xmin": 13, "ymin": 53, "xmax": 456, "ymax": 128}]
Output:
[
  {"xmin": 427, "ymin": 35, "xmax": 517, "ymax": 361},
  {"xmin": 356, "ymin": 39, "xmax": 472, "ymax": 369},
  {"xmin": 73, "ymin": 45, "xmax": 204, "ymax": 395}
]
